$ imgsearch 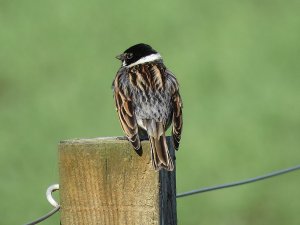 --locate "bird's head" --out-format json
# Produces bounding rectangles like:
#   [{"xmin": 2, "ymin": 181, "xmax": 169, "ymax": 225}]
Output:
[{"xmin": 116, "ymin": 43, "xmax": 162, "ymax": 67}]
